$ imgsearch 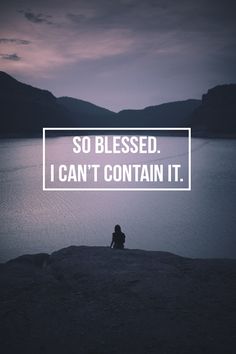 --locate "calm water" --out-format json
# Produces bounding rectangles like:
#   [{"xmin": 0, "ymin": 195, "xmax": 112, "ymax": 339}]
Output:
[{"xmin": 0, "ymin": 137, "xmax": 235, "ymax": 262}]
